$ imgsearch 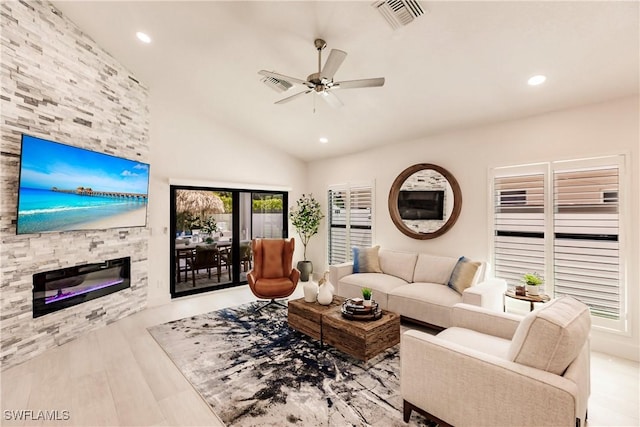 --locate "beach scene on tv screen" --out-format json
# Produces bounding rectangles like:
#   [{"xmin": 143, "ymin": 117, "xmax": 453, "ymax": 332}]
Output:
[{"xmin": 17, "ymin": 135, "xmax": 150, "ymax": 234}]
